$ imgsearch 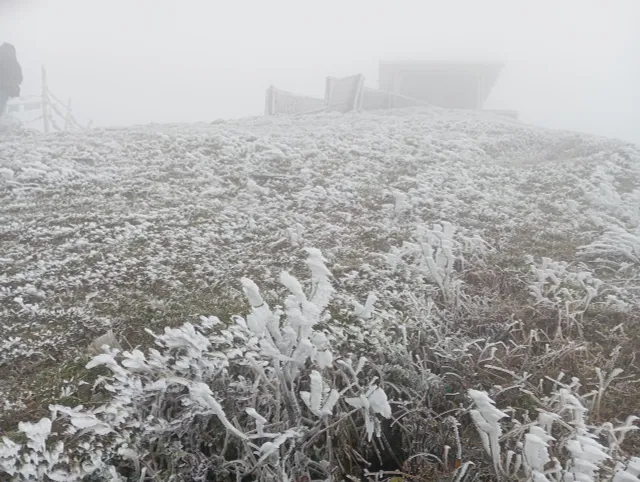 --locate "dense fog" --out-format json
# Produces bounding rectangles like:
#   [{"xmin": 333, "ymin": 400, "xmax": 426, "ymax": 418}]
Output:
[{"xmin": 1, "ymin": 0, "xmax": 638, "ymax": 143}]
